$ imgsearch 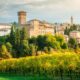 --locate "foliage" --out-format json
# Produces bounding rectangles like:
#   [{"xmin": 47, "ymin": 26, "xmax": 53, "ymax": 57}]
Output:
[
  {"xmin": 9, "ymin": 26, "xmax": 16, "ymax": 46},
  {"xmin": 7, "ymin": 25, "xmax": 29, "ymax": 57},
  {"xmin": 20, "ymin": 27, "xmax": 28, "ymax": 41},
  {"xmin": 0, "ymin": 52, "xmax": 80, "ymax": 78},
  {"xmin": 61, "ymin": 43, "xmax": 68, "ymax": 49},
  {"xmin": 6, "ymin": 42, "xmax": 13, "ymax": 54},
  {"xmin": 68, "ymin": 38, "xmax": 78, "ymax": 49},
  {"xmin": 64, "ymin": 25, "xmax": 78, "ymax": 35},
  {"xmin": 19, "ymin": 40, "xmax": 30, "ymax": 57},
  {"xmin": 0, "ymin": 45, "xmax": 12, "ymax": 59},
  {"xmin": 29, "ymin": 44, "xmax": 37, "ymax": 56},
  {"xmin": 0, "ymin": 36, "xmax": 7, "ymax": 45}
]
